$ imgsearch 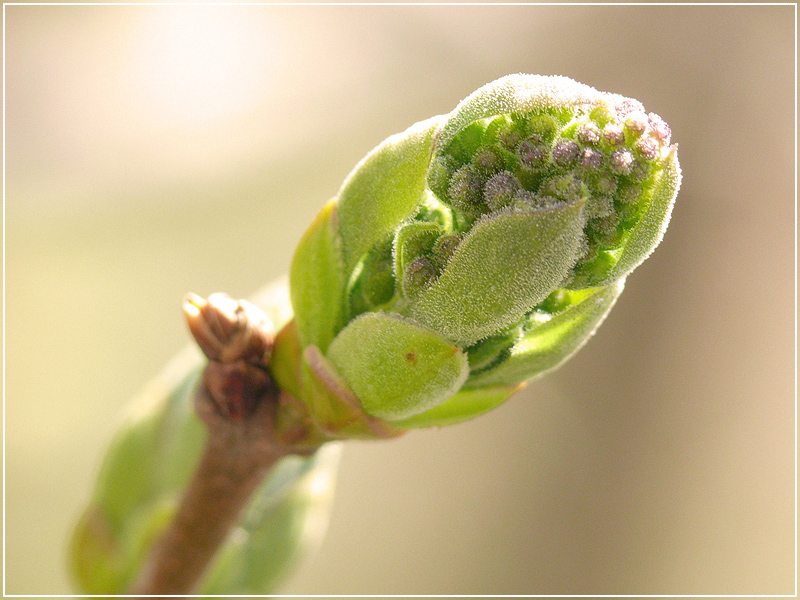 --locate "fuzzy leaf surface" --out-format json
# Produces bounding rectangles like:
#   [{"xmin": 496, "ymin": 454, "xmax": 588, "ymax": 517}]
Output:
[
  {"xmin": 326, "ymin": 312, "xmax": 469, "ymax": 421},
  {"xmin": 409, "ymin": 201, "xmax": 586, "ymax": 347}
]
